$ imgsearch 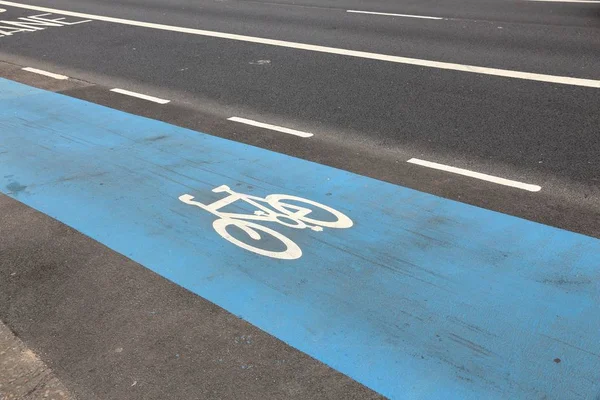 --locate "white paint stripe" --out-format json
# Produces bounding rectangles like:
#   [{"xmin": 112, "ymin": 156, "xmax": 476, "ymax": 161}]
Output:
[
  {"xmin": 347, "ymin": 10, "xmax": 444, "ymax": 20},
  {"xmin": 228, "ymin": 117, "xmax": 313, "ymax": 138},
  {"xmin": 407, "ymin": 158, "xmax": 542, "ymax": 192},
  {"xmin": 0, "ymin": 1, "xmax": 599, "ymax": 88},
  {"xmin": 22, "ymin": 67, "xmax": 68, "ymax": 80},
  {"xmin": 110, "ymin": 88, "xmax": 170, "ymax": 104}
]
